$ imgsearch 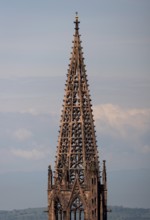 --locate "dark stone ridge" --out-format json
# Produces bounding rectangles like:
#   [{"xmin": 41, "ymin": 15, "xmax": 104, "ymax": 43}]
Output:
[{"xmin": 0, "ymin": 207, "xmax": 150, "ymax": 220}]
